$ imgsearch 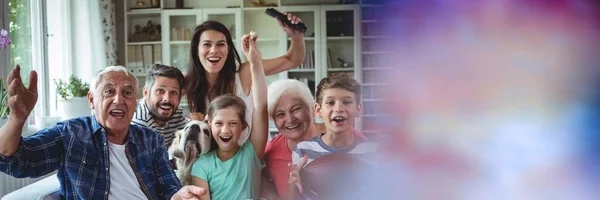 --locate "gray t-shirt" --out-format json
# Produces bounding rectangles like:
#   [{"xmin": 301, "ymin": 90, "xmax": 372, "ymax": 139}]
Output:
[{"xmin": 292, "ymin": 133, "xmax": 377, "ymax": 166}]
